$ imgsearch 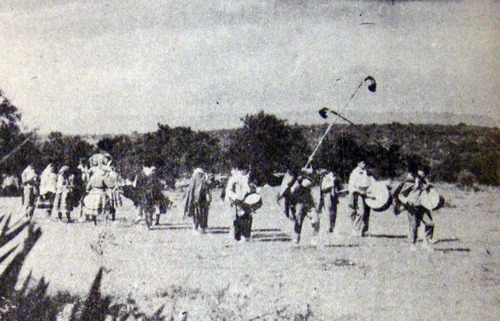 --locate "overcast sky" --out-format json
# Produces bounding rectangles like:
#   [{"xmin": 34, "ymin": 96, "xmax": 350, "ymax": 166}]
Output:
[{"xmin": 0, "ymin": 0, "xmax": 498, "ymax": 134}]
